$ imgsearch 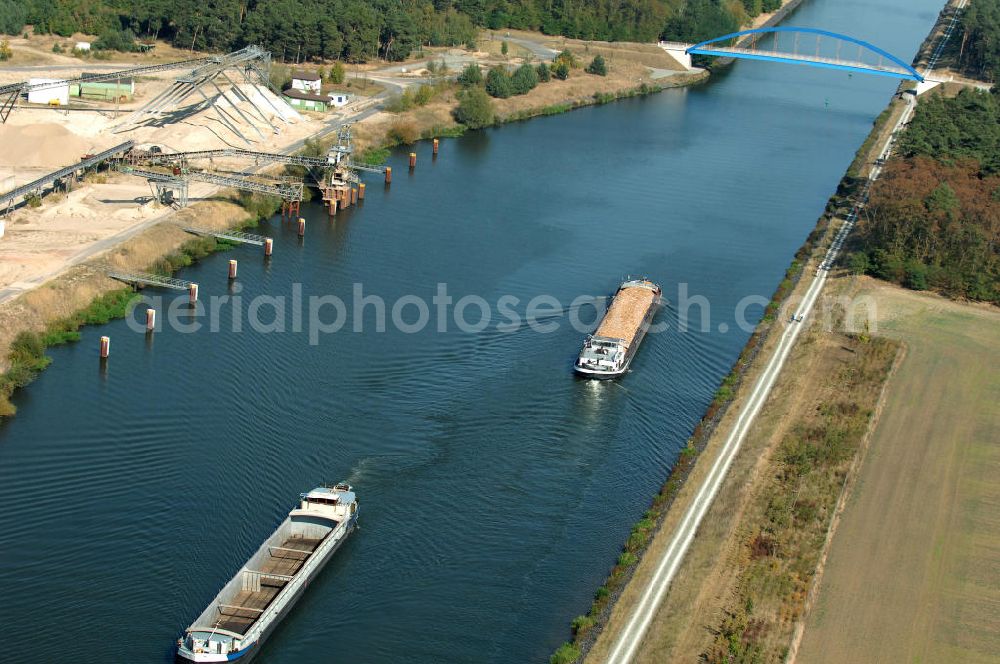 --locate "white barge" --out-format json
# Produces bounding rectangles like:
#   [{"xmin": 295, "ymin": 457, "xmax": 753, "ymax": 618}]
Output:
[
  {"xmin": 177, "ymin": 485, "xmax": 358, "ymax": 661},
  {"xmin": 575, "ymin": 278, "xmax": 661, "ymax": 379}
]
